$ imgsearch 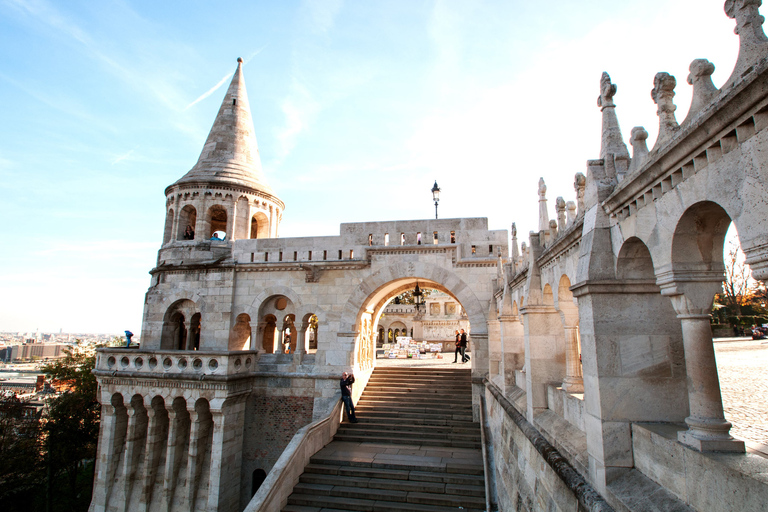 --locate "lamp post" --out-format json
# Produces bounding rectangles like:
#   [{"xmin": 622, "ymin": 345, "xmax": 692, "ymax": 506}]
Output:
[
  {"xmin": 413, "ymin": 282, "xmax": 424, "ymax": 312},
  {"xmin": 431, "ymin": 181, "xmax": 440, "ymax": 219}
]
